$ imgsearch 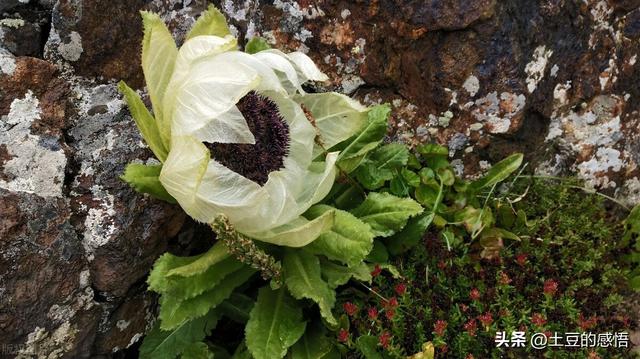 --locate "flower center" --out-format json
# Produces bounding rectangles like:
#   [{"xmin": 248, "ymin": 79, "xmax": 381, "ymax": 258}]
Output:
[{"xmin": 205, "ymin": 91, "xmax": 290, "ymax": 186}]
